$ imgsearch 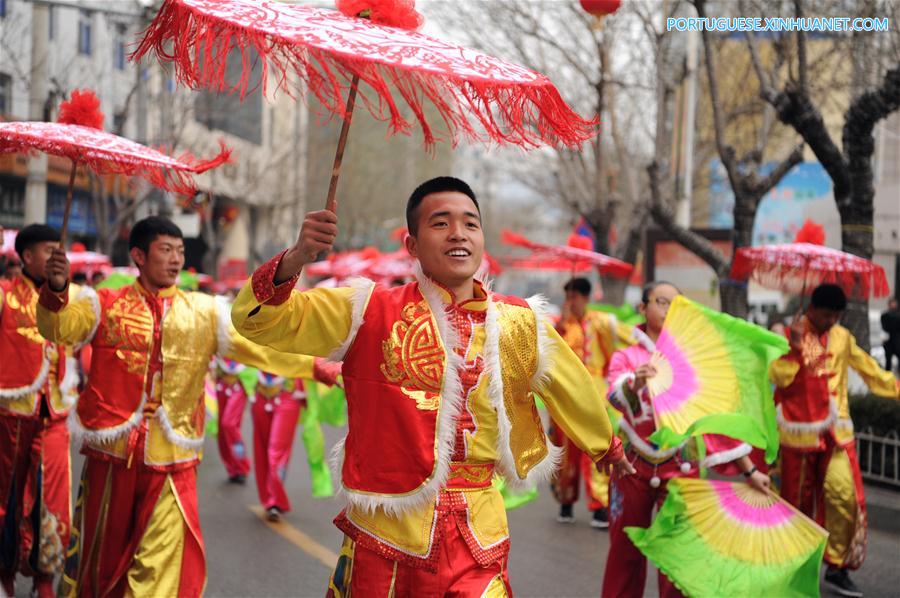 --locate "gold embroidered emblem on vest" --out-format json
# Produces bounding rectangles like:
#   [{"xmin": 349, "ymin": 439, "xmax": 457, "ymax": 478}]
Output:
[
  {"xmin": 381, "ymin": 300, "xmax": 444, "ymax": 409},
  {"xmin": 104, "ymin": 293, "xmax": 153, "ymax": 375},
  {"xmin": 799, "ymin": 332, "xmax": 830, "ymax": 377},
  {"xmin": 8, "ymin": 283, "xmax": 43, "ymax": 344}
]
